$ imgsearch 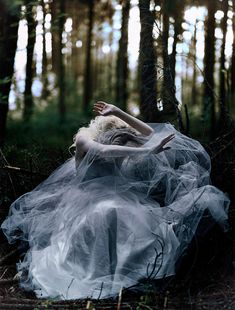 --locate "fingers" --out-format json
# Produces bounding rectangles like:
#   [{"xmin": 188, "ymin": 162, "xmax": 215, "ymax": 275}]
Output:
[
  {"xmin": 164, "ymin": 133, "xmax": 175, "ymax": 141},
  {"xmin": 93, "ymin": 101, "xmax": 107, "ymax": 114},
  {"xmin": 151, "ymin": 134, "xmax": 175, "ymax": 154},
  {"xmin": 94, "ymin": 103, "xmax": 104, "ymax": 109},
  {"xmin": 94, "ymin": 101, "xmax": 106, "ymax": 108},
  {"xmin": 93, "ymin": 102, "xmax": 105, "ymax": 115},
  {"xmin": 92, "ymin": 109, "xmax": 102, "ymax": 116},
  {"xmin": 92, "ymin": 109, "xmax": 103, "ymax": 116},
  {"xmin": 93, "ymin": 108, "xmax": 102, "ymax": 116},
  {"xmin": 160, "ymin": 134, "xmax": 175, "ymax": 146},
  {"xmin": 93, "ymin": 105, "xmax": 103, "ymax": 112},
  {"xmin": 93, "ymin": 104, "xmax": 104, "ymax": 111},
  {"xmin": 157, "ymin": 134, "xmax": 175, "ymax": 152}
]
